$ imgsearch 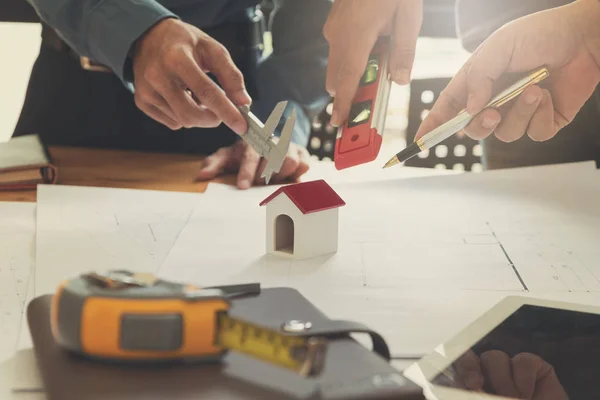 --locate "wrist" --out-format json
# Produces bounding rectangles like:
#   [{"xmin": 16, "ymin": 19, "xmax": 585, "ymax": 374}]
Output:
[
  {"xmin": 129, "ymin": 17, "xmax": 176, "ymax": 63},
  {"xmin": 86, "ymin": 0, "xmax": 177, "ymax": 83},
  {"xmin": 126, "ymin": 17, "xmax": 178, "ymax": 85}
]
